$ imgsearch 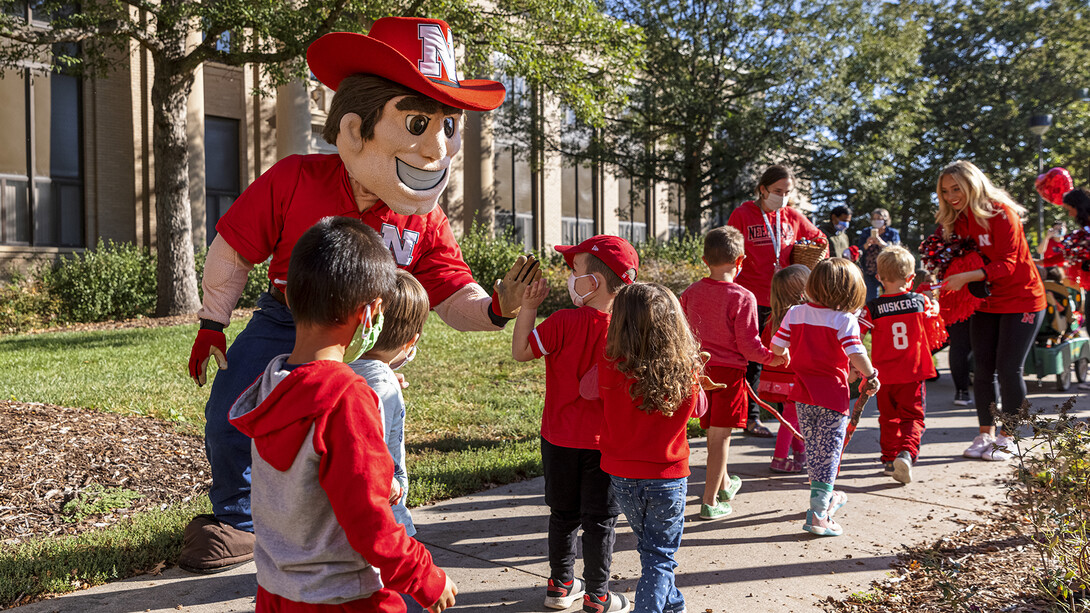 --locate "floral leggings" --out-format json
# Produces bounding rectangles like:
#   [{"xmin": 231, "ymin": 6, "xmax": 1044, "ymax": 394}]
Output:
[{"xmin": 795, "ymin": 402, "xmax": 848, "ymax": 485}]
